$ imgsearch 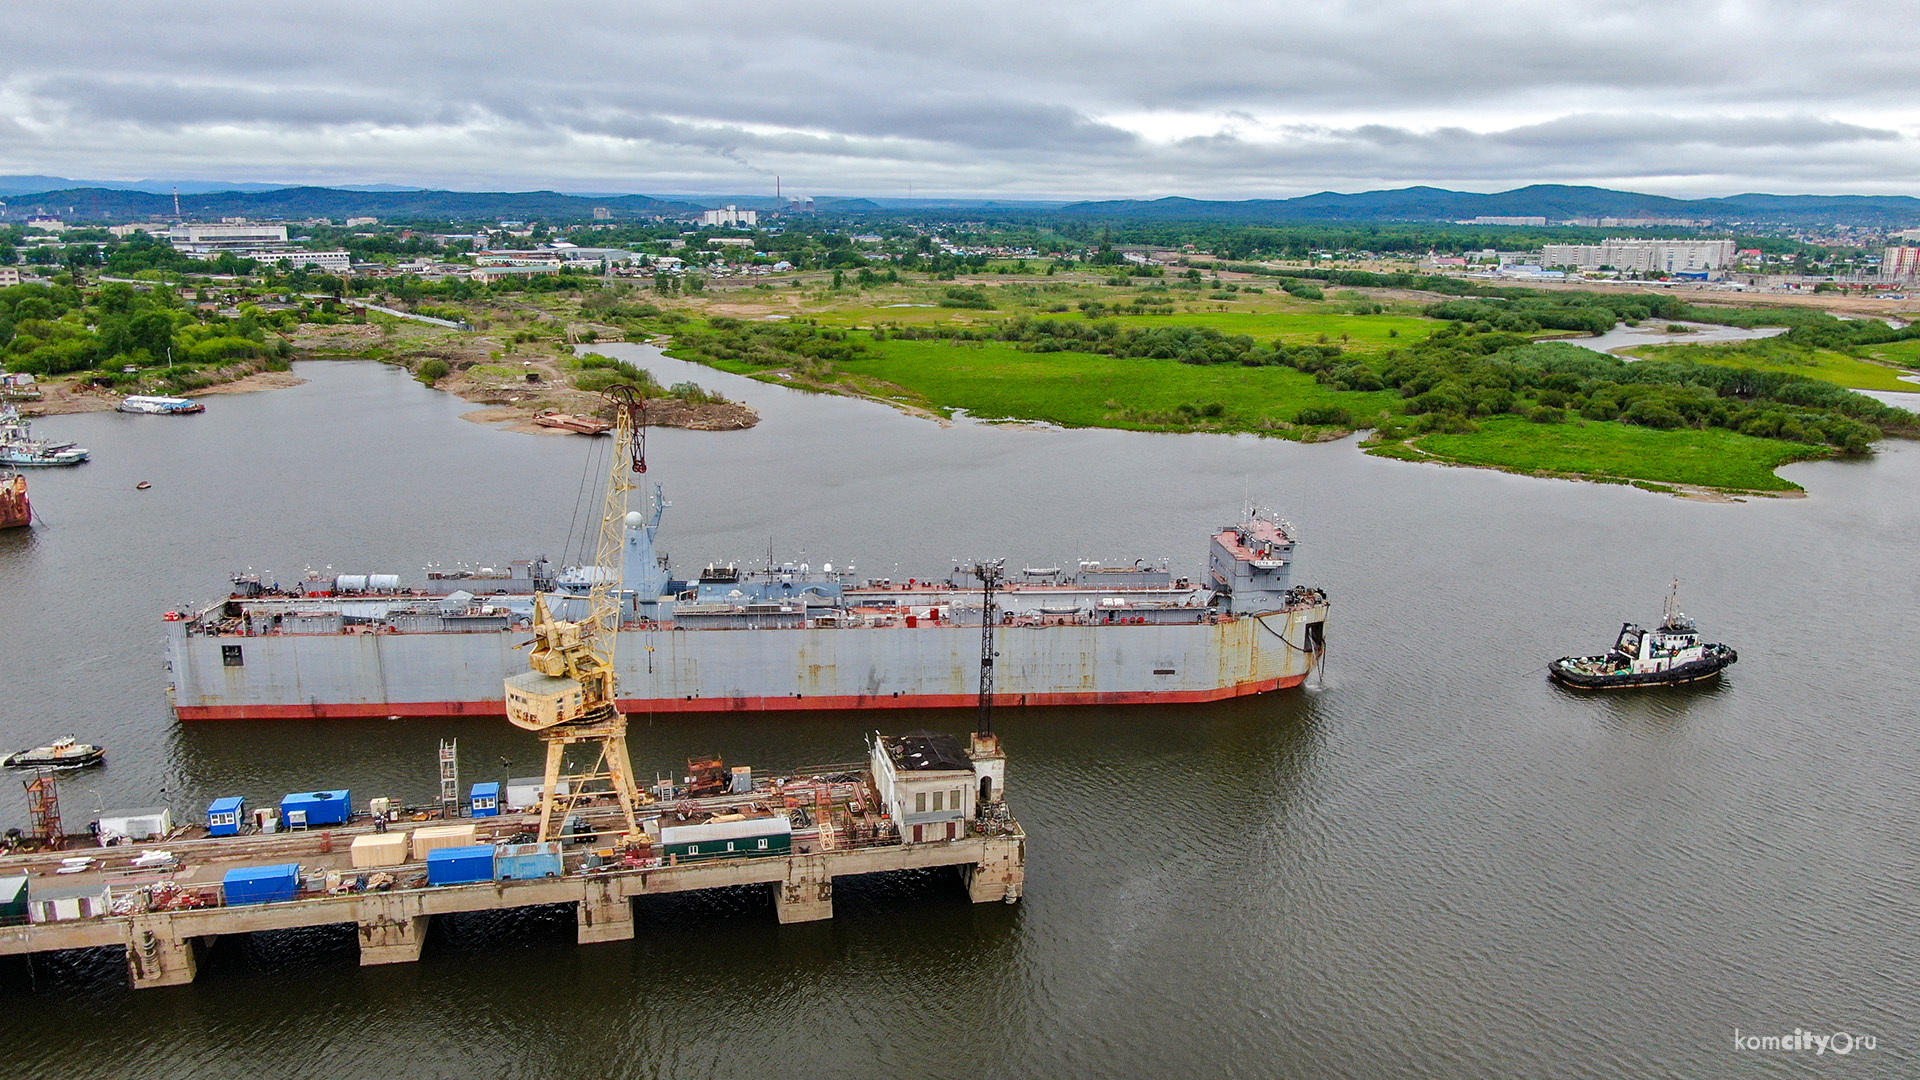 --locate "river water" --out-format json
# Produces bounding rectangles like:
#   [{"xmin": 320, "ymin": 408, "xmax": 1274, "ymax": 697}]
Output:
[{"xmin": 0, "ymin": 349, "xmax": 1915, "ymax": 1078}]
